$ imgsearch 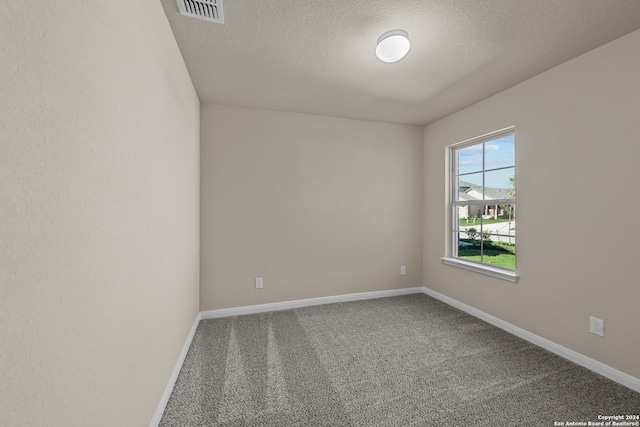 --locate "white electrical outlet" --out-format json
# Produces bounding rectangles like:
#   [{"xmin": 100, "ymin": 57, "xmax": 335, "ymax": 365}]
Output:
[
  {"xmin": 255, "ymin": 278, "xmax": 263, "ymax": 289},
  {"xmin": 589, "ymin": 316, "xmax": 604, "ymax": 337},
  {"xmin": 400, "ymin": 266, "xmax": 406, "ymax": 275}
]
